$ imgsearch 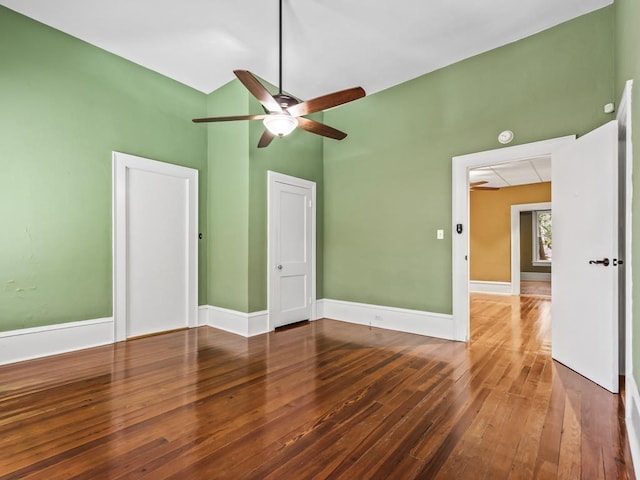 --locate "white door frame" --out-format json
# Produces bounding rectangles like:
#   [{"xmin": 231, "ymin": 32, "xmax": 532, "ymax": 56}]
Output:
[
  {"xmin": 617, "ymin": 81, "xmax": 634, "ymax": 399},
  {"xmin": 267, "ymin": 171, "xmax": 317, "ymax": 331},
  {"xmin": 112, "ymin": 152, "xmax": 199, "ymax": 342},
  {"xmin": 510, "ymin": 202, "xmax": 552, "ymax": 295},
  {"xmin": 452, "ymin": 135, "xmax": 575, "ymax": 341}
]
